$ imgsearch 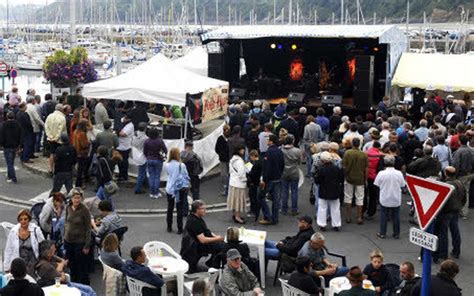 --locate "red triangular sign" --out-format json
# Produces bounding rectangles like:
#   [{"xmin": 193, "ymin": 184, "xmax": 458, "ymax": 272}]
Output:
[{"xmin": 406, "ymin": 174, "xmax": 454, "ymax": 231}]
